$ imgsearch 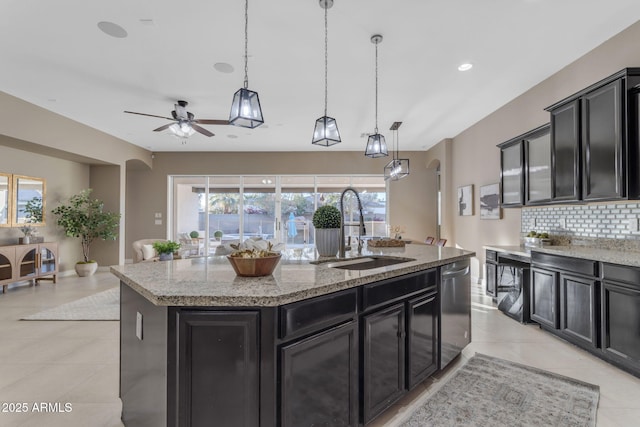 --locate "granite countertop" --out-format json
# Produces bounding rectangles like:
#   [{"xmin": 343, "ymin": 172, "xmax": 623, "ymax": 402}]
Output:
[
  {"xmin": 484, "ymin": 244, "xmax": 640, "ymax": 268},
  {"xmin": 110, "ymin": 244, "xmax": 475, "ymax": 307}
]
